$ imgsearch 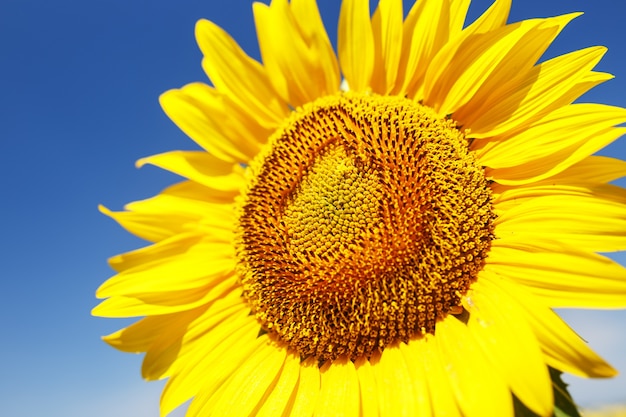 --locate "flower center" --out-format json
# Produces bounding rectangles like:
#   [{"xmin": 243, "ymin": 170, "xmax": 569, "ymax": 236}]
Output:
[{"xmin": 235, "ymin": 93, "xmax": 495, "ymax": 362}]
